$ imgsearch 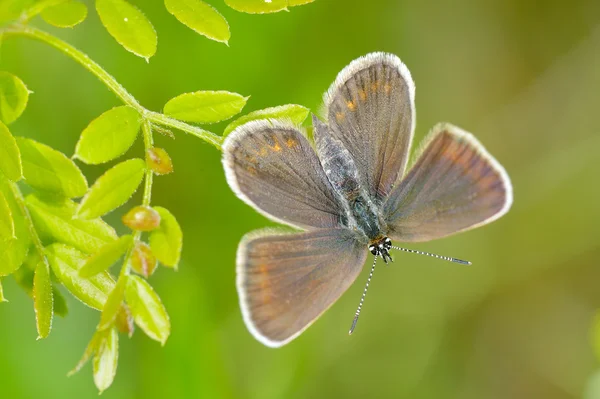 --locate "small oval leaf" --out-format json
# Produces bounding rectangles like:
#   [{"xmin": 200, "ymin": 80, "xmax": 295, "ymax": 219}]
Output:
[
  {"xmin": 16, "ymin": 137, "xmax": 88, "ymax": 198},
  {"xmin": 125, "ymin": 275, "xmax": 170, "ymax": 344},
  {"xmin": 165, "ymin": 0, "xmax": 230, "ymax": 44},
  {"xmin": 163, "ymin": 91, "xmax": 248, "ymax": 124},
  {"xmin": 149, "ymin": 207, "xmax": 182, "ymax": 268},
  {"xmin": 77, "ymin": 158, "xmax": 145, "ymax": 219},
  {"xmin": 45, "ymin": 244, "xmax": 116, "ymax": 310},
  {"xmin": 33, "ymin": 261, "xmax": 54, "ymax": 339},
  {"xmin": 0, "ymin": 178, "xmax": 31, "ymax": 277},
  {"xmin": 224, "ymin": 0, "xmax": 287, "ymax": 13},
  {"xmin": 75, "ymin": 106, "xmax": 141, "ymax": 165},
  {"xmin": 26, "ymin": 194, "xmax": 117, "ymax": 254},
  {"xmin": 0, "ymin": 120, "xmax": 22, "ymax": 181},
  {"xmin": 41, "ymin": 0, "xmax": 88, "ymax": 28},
  {"xmin": 0, "ymin": 191, "xmax": 15, "ymax": 240},
  {"xmin": 130, "ymin": 242, "xmax": 157, "ymax": 278},
  {"xmin": 0, "ymin": 71, "xmax": 29, "ymax": 125},
  {"xmin": 98, "ymin": 276, "xmax": 127, "ymax": 330},
  {"xmin": 223, "ymin": 104, "xmax": 310, "ymax": 136},
  {"xmin": 96, "ymin": 0, "xmax": 158, "ymax": 59},
  {"xmin": 79, "ymin": 235, "xmax": 132, "ymax": 277},
  {"xmin": 146, "ymin": 147, "xmax": 173, "ymax": 175},
  {"xmin": 93, "ymin": 327, "xmax": 119, "ymax": 393}
]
